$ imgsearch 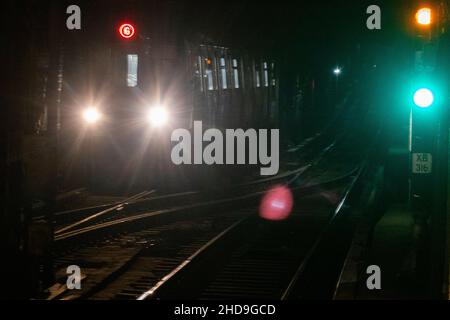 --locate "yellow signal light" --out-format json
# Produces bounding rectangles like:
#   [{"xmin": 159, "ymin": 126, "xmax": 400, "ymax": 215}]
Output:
[{"xmin": 416, "ymin": 8, "xmax": 432, "ymax": 25}]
